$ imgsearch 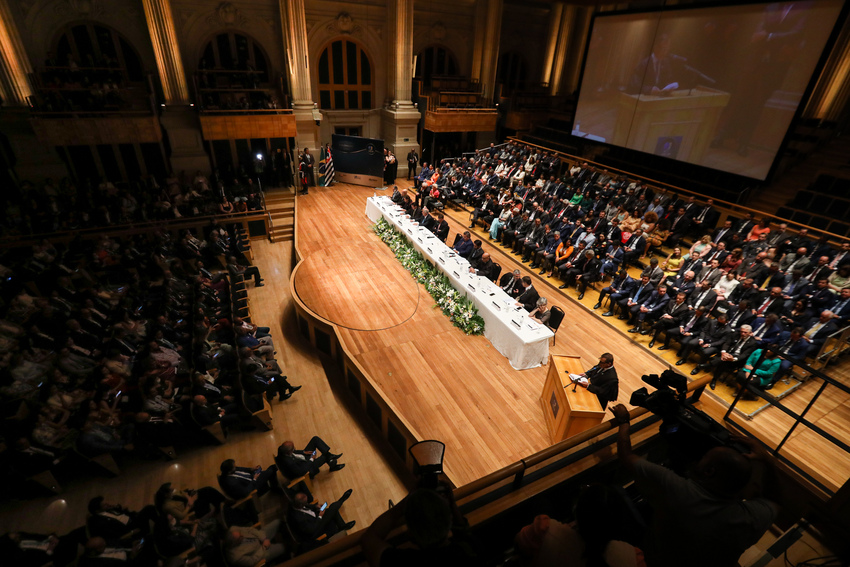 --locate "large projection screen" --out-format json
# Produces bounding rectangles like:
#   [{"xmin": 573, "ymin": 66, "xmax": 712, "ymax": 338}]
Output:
[{"xmin": 572, "ymin": 1, "xmax": 844, "ymax": 180}]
